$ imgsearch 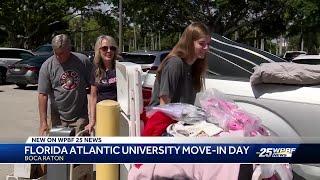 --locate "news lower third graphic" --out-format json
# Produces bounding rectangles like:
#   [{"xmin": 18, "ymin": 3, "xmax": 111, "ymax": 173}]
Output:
[{"xmin": 0, "ymin": 137, "xmax": 319, "ymax": 163}]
